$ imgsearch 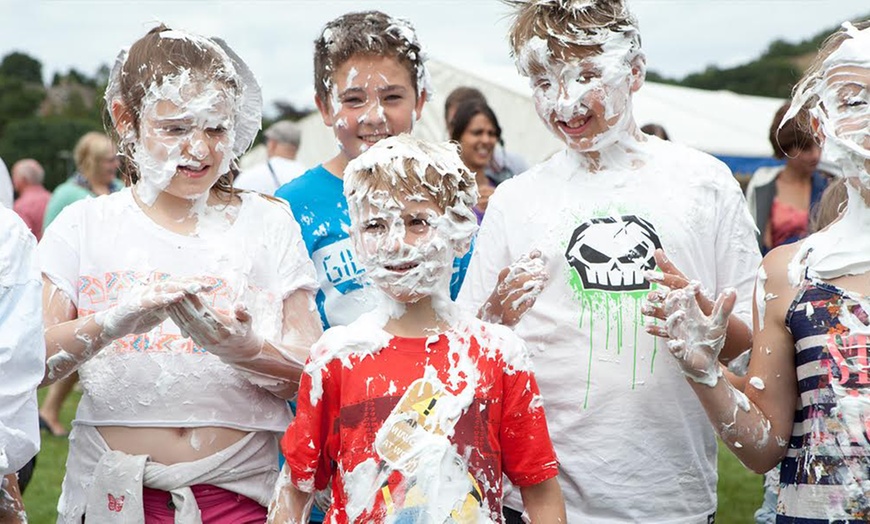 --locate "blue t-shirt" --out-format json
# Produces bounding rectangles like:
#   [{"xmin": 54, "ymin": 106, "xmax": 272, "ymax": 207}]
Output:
[{"xmin": 275, "ymin": 164, "xmax": 471, "ymax": 329}]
